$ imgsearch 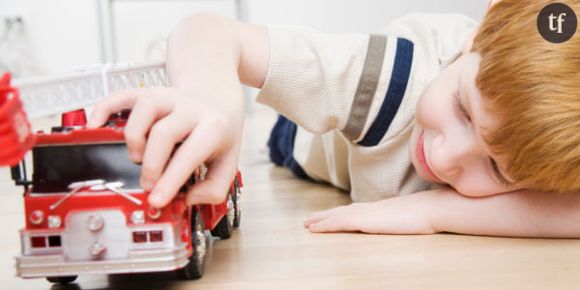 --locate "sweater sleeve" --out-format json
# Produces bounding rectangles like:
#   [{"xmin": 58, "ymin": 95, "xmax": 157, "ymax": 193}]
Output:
[
  {"xmin": 256, "ymin": 26, "xmax": 401, "ymax": 143},
  {"xmin": 256, "ymin": 14, "xmax": 476, "ymax": 146}
]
